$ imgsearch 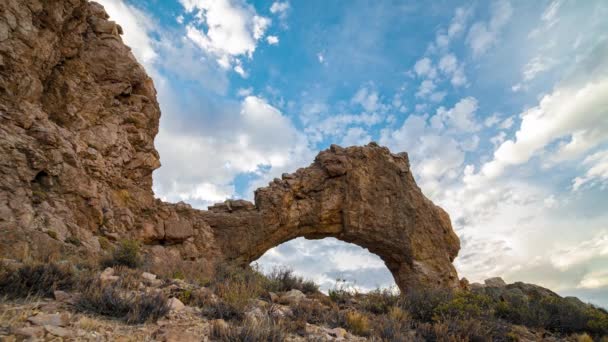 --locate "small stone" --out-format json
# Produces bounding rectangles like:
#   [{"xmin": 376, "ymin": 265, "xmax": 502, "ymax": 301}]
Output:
[
  {"xmin": 167, "ymin": 297, "xmax": 185, "ymax": 312},
  {"xmin": 279, "ymin": 289, "xmax": 306, "ymax": 304},
  {"xmin": 54, "ymin": 290, "xmax": 71, "ymax": 301},
  {"xmin": 12, "ymin": 326, "xmax": 45, "ymax": 338},
  {"xmin": 268, "ymin": 304, "xmax": 293, "ymax": 319},
  {"xmin": 142, "ymin": 272, "xmax": 157, "ymax": 280},
  {"xmin": 28, "ymin": 313, "xmax": 69, "ymax": 327},
  {"xmin": 45, "ymin": 325, "xmax": 73, "ymax": 337},
  {"xmin": 268, "ymin": 292, "xmax": 279, "ymax": 303},
  {"xmin": 100, "ymin": 267, "xmax": 119, "ymax": 282},
  {"xmin": 326, "ymin": 327, "xmax": 347, "ymax": 338},
  {"xmin": 485, "ymin": 277, "xmax": 507, "ymax": 287}
]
